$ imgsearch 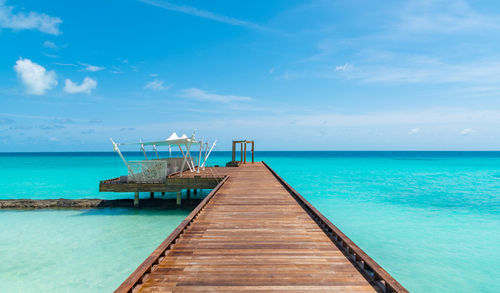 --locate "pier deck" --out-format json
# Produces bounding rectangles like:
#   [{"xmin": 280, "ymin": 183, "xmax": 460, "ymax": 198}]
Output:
[{"xmin": 117, "ymin": 162, "xmax": 407, "ymax": 293}]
